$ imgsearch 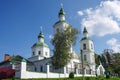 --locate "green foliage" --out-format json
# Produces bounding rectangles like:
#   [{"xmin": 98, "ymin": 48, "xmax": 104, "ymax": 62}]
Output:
[
  {"xmin": 52, "ymin": 26, "xmax": 79, "ymax": 69},
  {"xmin": 69, "ymin": 72, "xmax": 74, "ymax": 78},
  {"xmin": 85, "ymin": 77, "xmax": 90, "ymax": 80},
  {"xmin": 100, "ymin": 49, "xmax": 120, "ymax": 77},
  {"xmin": 95, "ymin": 54, "xmax": 101, "ymax": 67}
]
